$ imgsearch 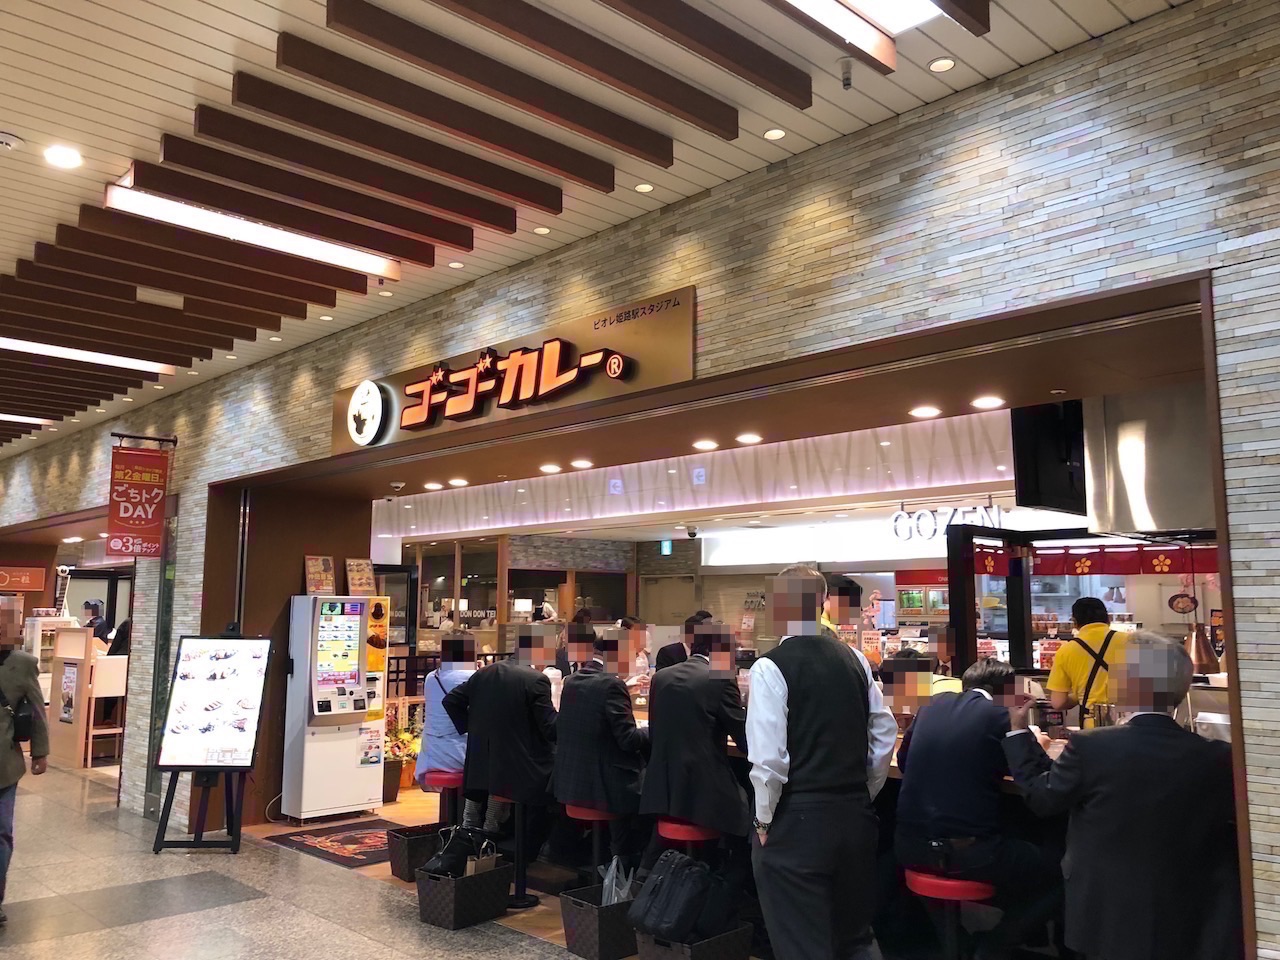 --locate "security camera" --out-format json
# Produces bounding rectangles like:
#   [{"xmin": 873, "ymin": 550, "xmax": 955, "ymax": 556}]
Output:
[
  {"xmin": 839, "ymin": 57, "xmax": 854, "ymax": 91},
  {"xmin": 390, "ymin": 481, "xmax": 406, "ymax": 492},
  {"xmin": 687, "ymin": 526, "xmax": 699, "ymax": 539}
]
